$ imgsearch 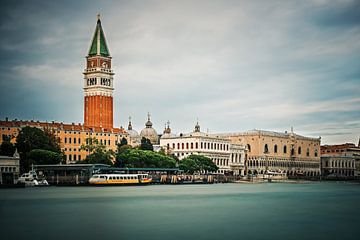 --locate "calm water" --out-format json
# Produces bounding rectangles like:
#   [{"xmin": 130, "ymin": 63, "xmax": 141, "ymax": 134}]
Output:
[{"xmin": 1, "ymin": 182, "xmax": 359, "ymax": 240}]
